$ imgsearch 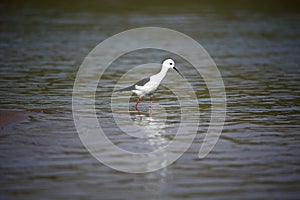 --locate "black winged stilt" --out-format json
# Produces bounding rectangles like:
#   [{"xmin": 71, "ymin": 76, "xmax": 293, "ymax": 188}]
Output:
[{"xmin": 116, "ymin": 59, "xmax": 184, "ymax": 110}]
